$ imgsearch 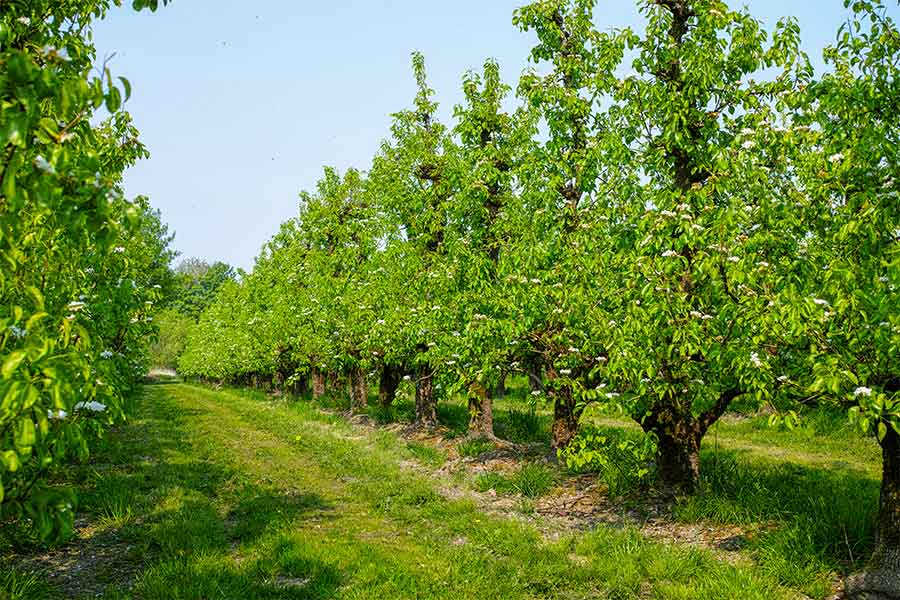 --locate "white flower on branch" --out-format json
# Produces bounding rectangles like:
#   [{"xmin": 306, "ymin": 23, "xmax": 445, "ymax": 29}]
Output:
[
  {"xmin": 853, "ymin": 386, "xmax": 873, "ymax": 397},
  {"xmin": 662, "ymin": 250, "xmax": 679, "ymax": 258},
  {"xmin": 750, "ymin": 352, "xmax": 763, "ymax": 368}
]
